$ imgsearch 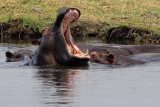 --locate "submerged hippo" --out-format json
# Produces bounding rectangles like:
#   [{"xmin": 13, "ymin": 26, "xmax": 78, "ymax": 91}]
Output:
[
  {"xmin": 90, "ymin": 51, "xmax": 145, "ymax": 65},
  {"xmin": 5, "ymin": 50, "xmax": 33, "ymax": 62},
  {"xmin": 31, "ymin": 7, "xmax": 90, "ymax": 66},
  {"xmin": 78, "ymin": 44, "xmax": 160, "ymax": 56},
  {"xmin": 90, "ymin": 50, "xmax": 160, "ymax": 65}
]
